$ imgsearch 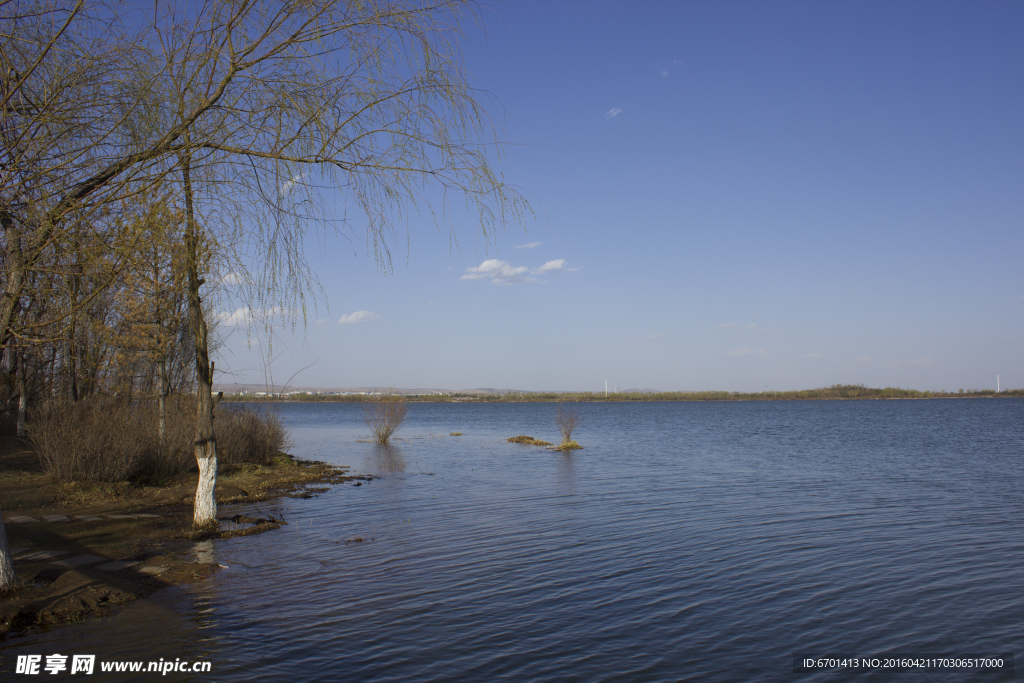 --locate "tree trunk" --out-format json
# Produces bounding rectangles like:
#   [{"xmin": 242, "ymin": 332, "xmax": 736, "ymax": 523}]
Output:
[
  {"xmin": 0, "ymin": 505, "xmax": 15, "ymax": 590},
  {"xmin": 0, "ymin": 210, "xmax": 25, "ymax": 356},
  {"xmin": 158, "ymin": 359, "xmax": 167, "ymax": 443},
  {"xmin": 16, "ymin": 354, "xmax": 26, "ymax": 438},
  {"xmin": 183, "ymin": 153, "xmax": 218, "ymax": 528}
]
